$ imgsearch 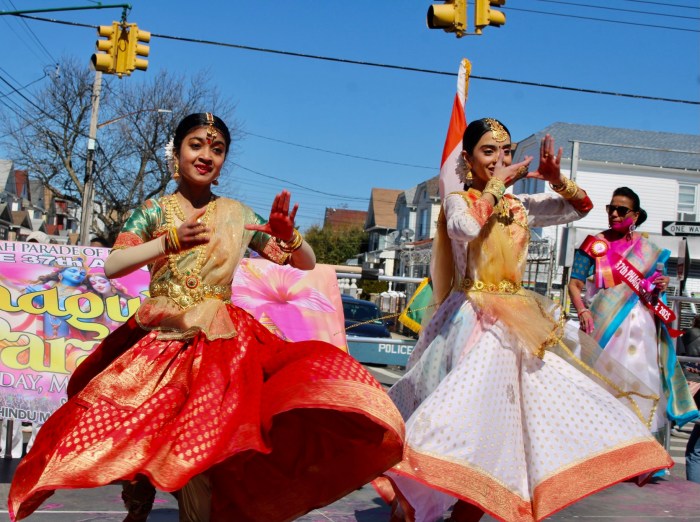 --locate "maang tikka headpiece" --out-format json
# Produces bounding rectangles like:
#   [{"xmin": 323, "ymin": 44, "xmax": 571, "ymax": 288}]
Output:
[
  {"xmin": 484, "ymin": 118, "xmax": 508, "ymax": 143},
  {"xmin": 205, "ymin": 112, "xmax": 217, "ymax": 144}
]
